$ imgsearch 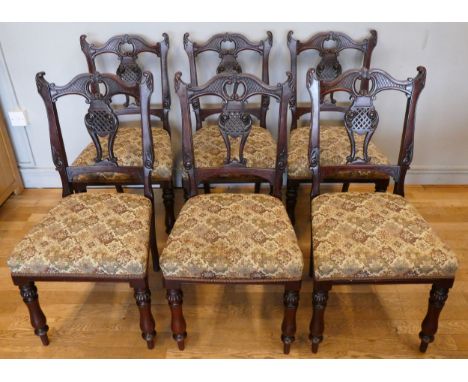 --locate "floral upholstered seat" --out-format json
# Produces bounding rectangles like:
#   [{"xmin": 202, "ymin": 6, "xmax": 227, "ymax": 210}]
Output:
[
  {"xmin": 160, "ymin": 193, "xmax": 303, "ymax": 281},
  {"xmin": 72, "ymin": 123, "xmax": 173, "ymax": 183},
  {"xmin": 8, "ymin": 193, "xmax": 152, "ymax": 277},
  {"xmin": 193, "ymin": 123, "xmax": 276, "ymax": 169},
  {"xmin": 288, "ymin": 123, "xmax": 389, "ymax": 180},
  {"xmin": 312, "ymin": 192, "xmax": 458, "ymax": 281}
]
